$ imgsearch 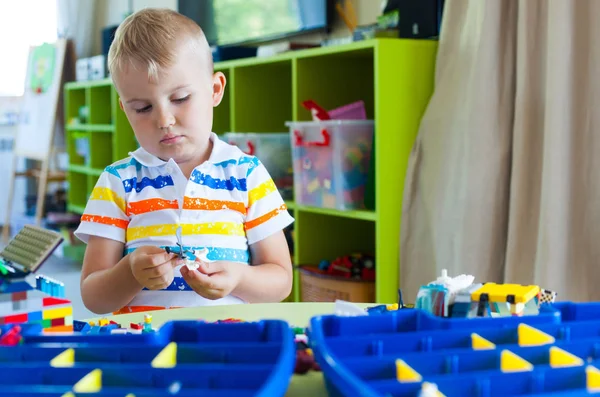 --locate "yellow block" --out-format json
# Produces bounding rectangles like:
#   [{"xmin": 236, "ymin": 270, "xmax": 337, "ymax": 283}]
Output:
[
  {"xmin": 550, "ymin": 346, "xmax": 584, "ymax": 368},
  {"xmin": 43, "ymin": 306, "xmax": 73, "ymax": 320},
  {"xmin": 500, "ymin": 350, "xmax": 533, "ymax": 373},
  {"xmin": 387, "ymin": 303, "xmax": 399, "ymax": 311},
  {"xmin": 50, "ymin": 348, "xmax": 75, "ymax": 368},
  {"xmin": 587, "ymin": 365, "xmax": 600, "ymax": 392},
  {"xmin": 151, "ymin": 342, "xmax": 177, "ymax": 368},
  {"xmin": 471, "ymin": 333, "xmax": 496, "ymax": 350},
  {"xmin": 61, "ymin": 393, "xmax": 75, "ymax": 397},
  {"xmin": 395, "ymin": 359, "xmax": 422, "ymax": 383},
  {"xmin": 98, "ymin": 318, "xmax": 109, "ymax": 326},
  {"xmin": 518, "ymin": 323, "xmax": 555, "ymax": 347},
  {"xmin": 73, "ymin": 369, "xmax": 102, "ymax": 393},
  {"xmin": 471, "ymin": 283, "xmax": 540, "ymax": 304}
]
